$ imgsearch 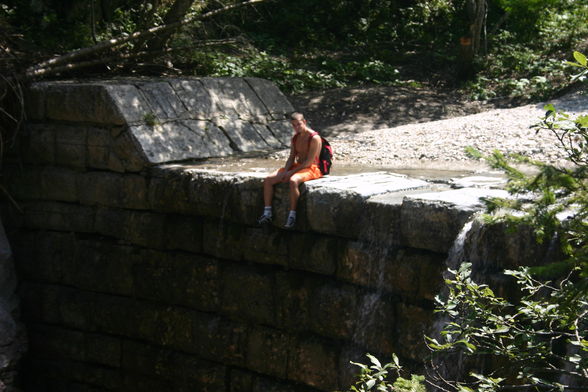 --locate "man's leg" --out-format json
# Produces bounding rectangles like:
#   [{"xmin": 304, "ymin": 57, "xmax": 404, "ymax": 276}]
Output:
[
  {"xmin": 284, "ymin": 166, "xmax": 322, "ymax": 228},
  {"xmin": 258, "ymin": 170, "xmax": 283, "ymax": 224}
]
